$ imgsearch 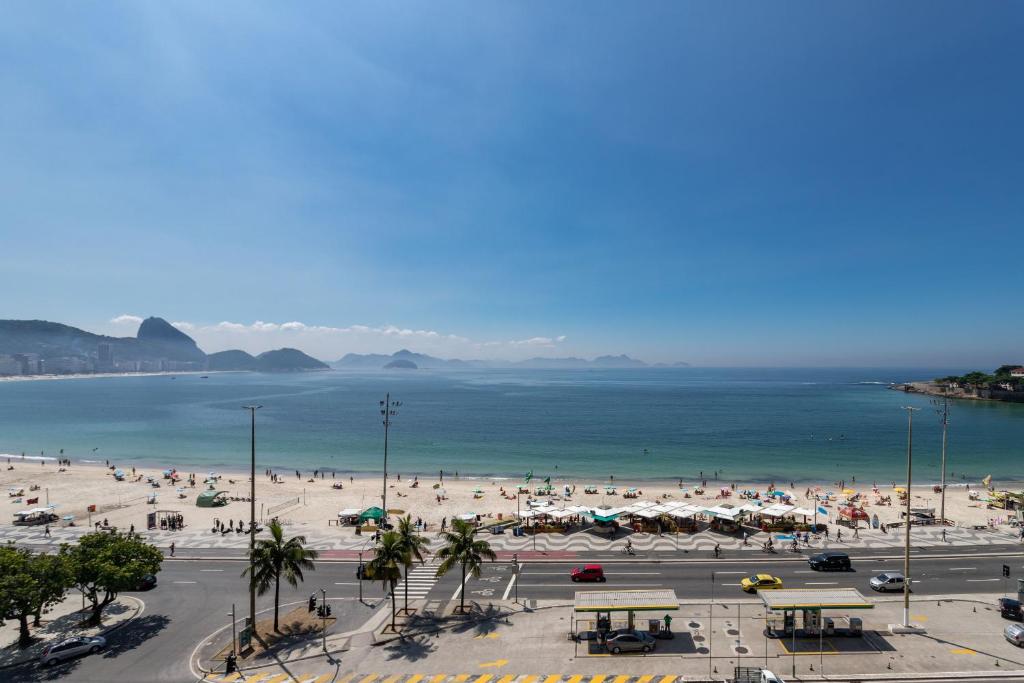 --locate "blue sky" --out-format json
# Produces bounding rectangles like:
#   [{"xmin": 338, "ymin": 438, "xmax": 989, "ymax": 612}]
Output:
[{"xmin": 1, "ymin": 2, "xmax": 1022, "ymax": 365}]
